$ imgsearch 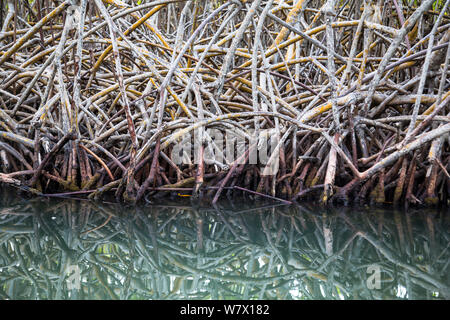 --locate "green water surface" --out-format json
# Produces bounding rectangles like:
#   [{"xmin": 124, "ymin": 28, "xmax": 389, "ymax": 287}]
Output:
[{"xmin": 0, "ymin": 193, "xmax": 448, "ymax": 300}]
